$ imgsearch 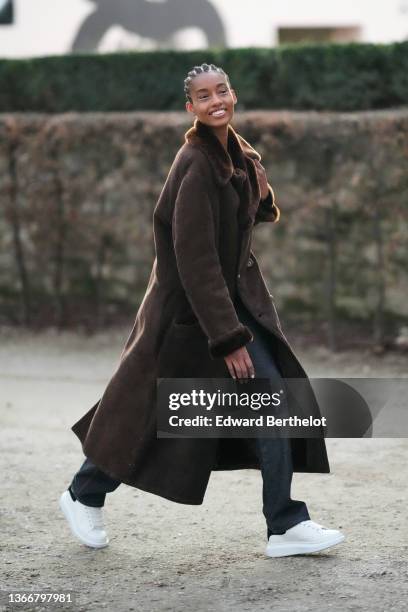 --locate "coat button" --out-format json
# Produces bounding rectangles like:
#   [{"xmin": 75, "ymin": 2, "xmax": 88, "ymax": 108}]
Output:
[
  {"xmin": 247, "ymin": 257, "xmax": 254, "ymax": 268},
  {"xmin": 237, "ymin": 274, "xmax": 241, "ymax": 279}
]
